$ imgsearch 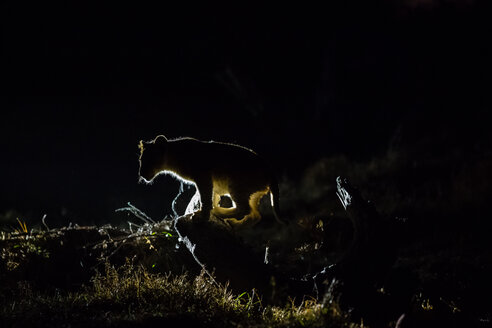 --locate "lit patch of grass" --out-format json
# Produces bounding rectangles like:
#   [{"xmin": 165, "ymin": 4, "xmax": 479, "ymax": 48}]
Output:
[
  {"xmin": 15, "ymin": 218, "xmax": 28, "ymax": 234},
  {"xmin": 0, "ymin": 260, "xmax": 357, "ymax": 327},
  {"xmin": 263, "ymin": 296, "xmax": 360, "ymax": 328}
]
